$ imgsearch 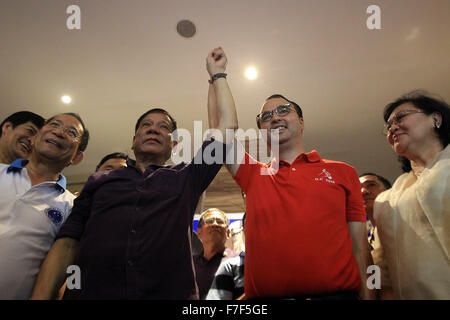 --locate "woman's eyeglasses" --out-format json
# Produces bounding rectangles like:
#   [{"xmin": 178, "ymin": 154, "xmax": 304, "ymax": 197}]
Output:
[{"xmin": 383, "ymin": 110, "xmax": 425, "ymax": 135}]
